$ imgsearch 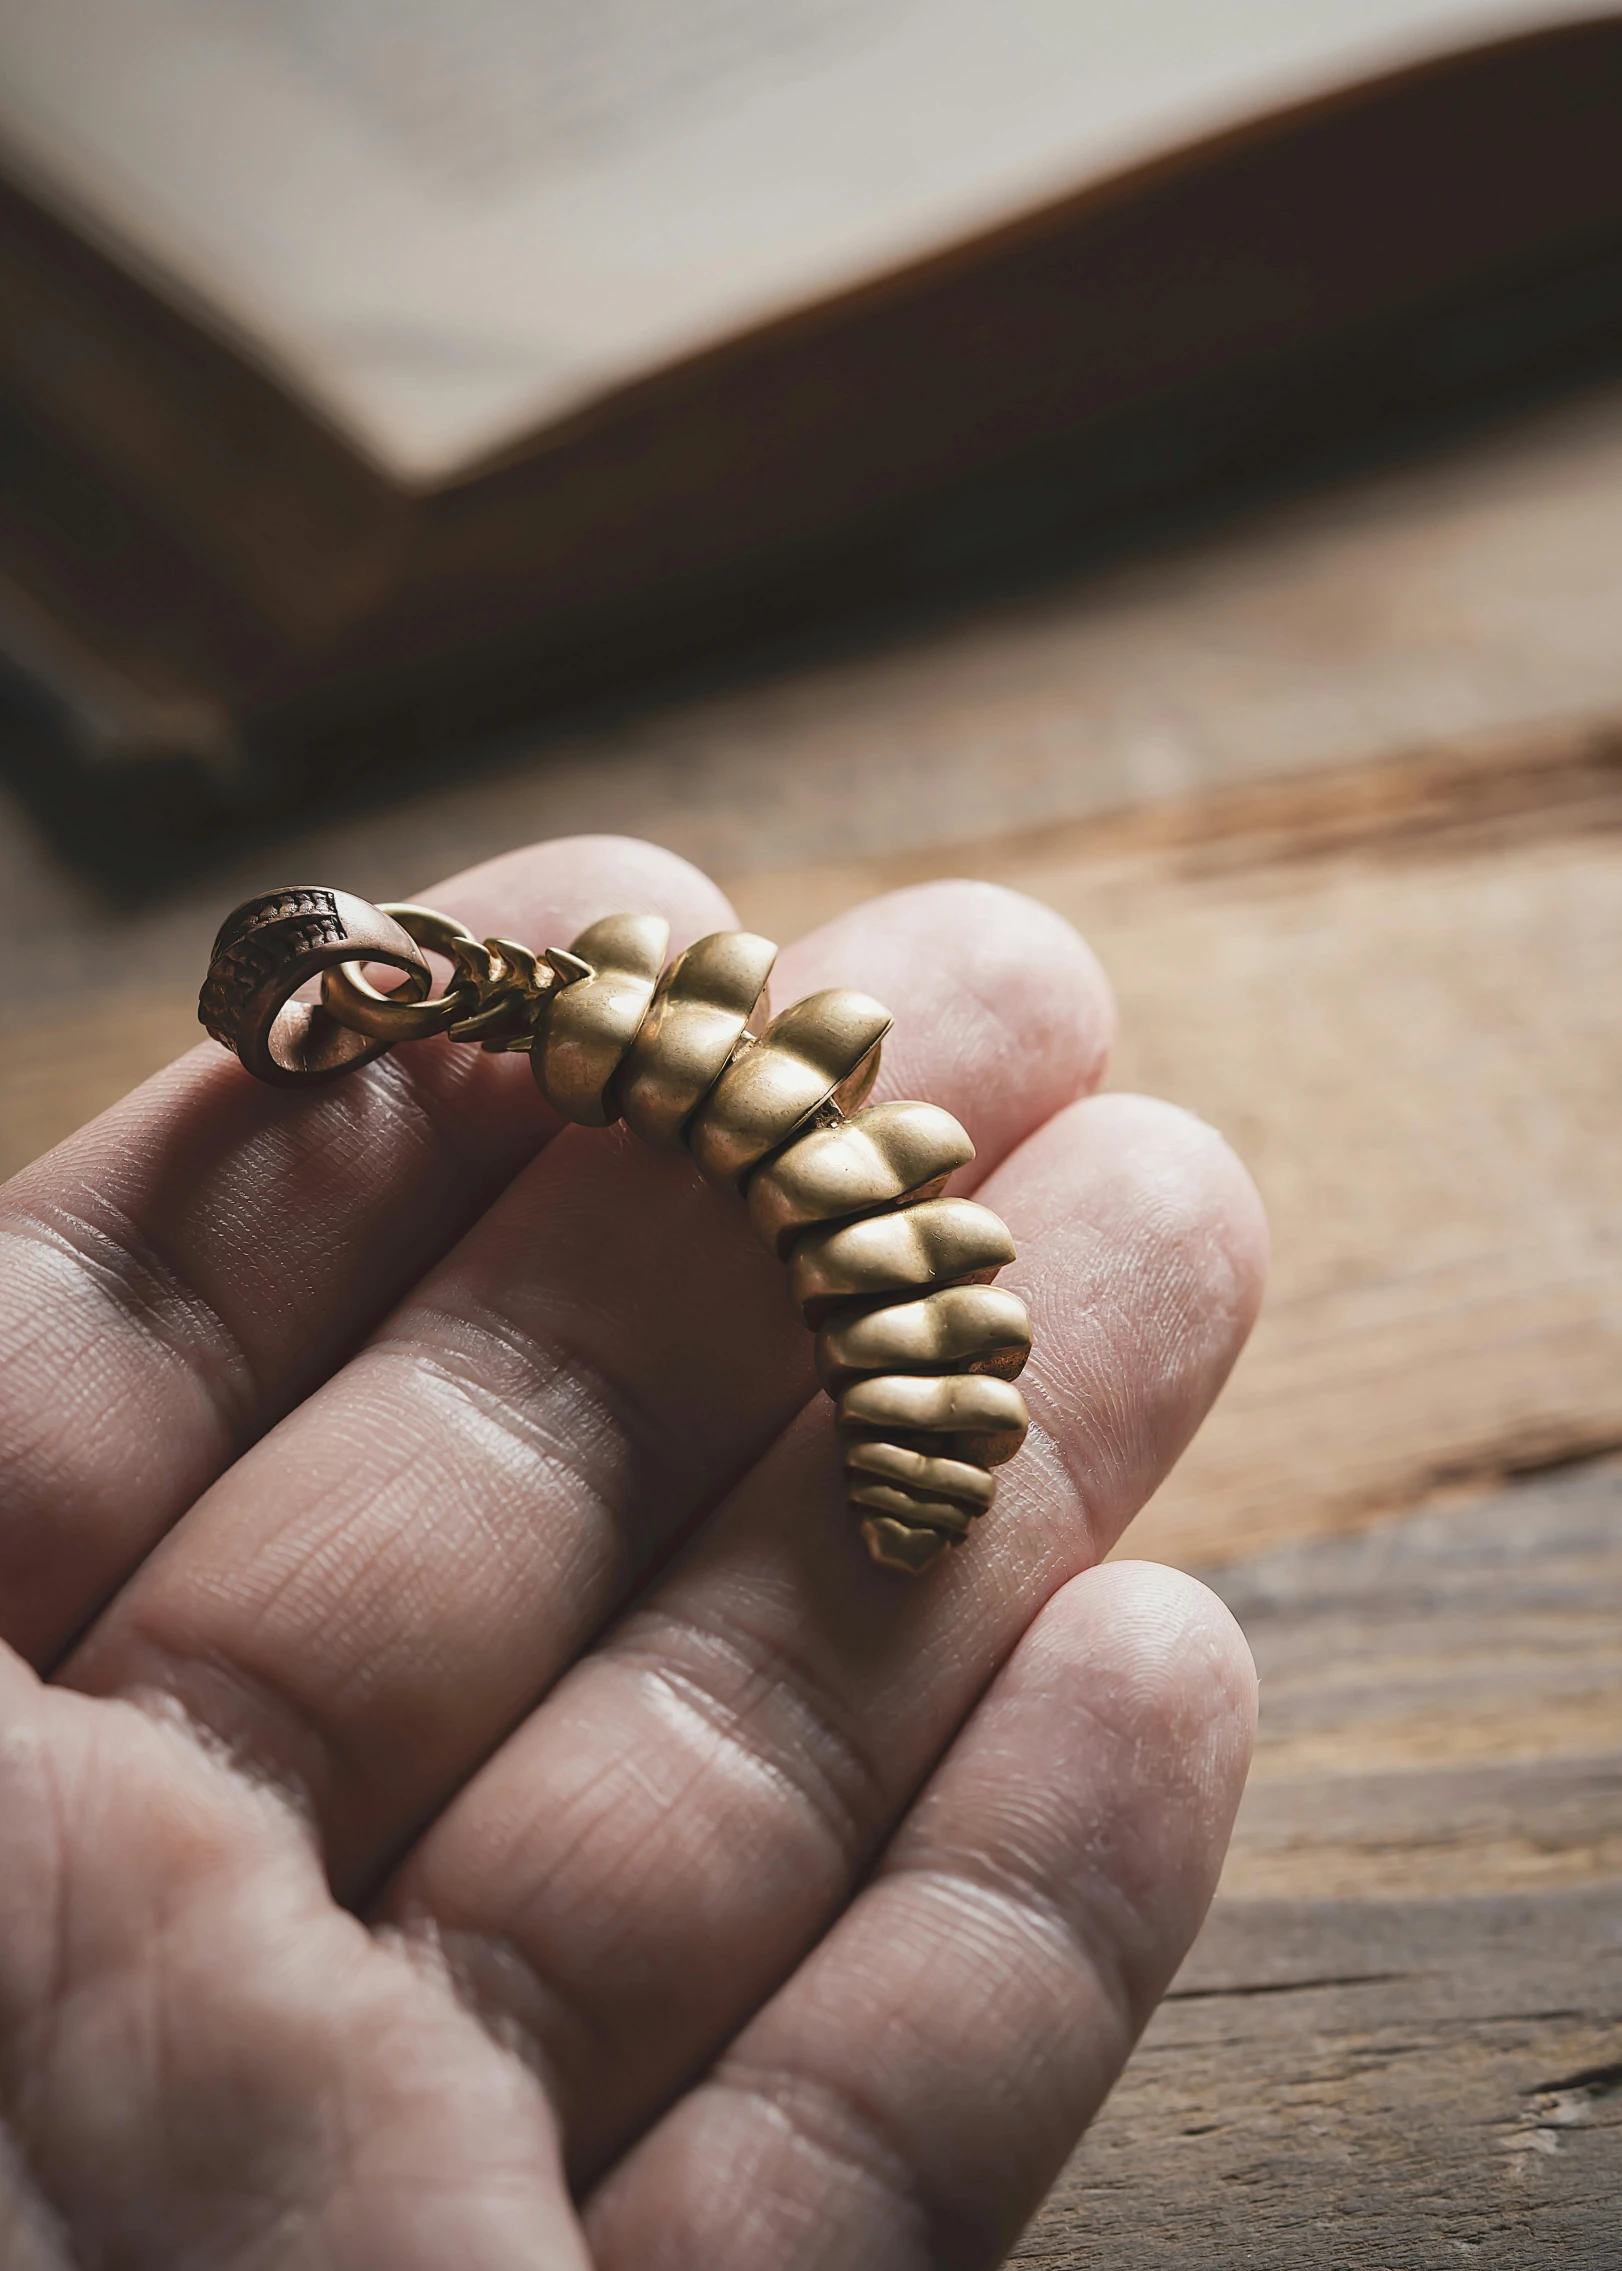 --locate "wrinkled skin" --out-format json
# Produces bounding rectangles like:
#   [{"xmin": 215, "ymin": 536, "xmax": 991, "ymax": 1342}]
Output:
[{"xmin": 0, "ymin": 838, "xmax": 1266, "ymax": 2271}]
